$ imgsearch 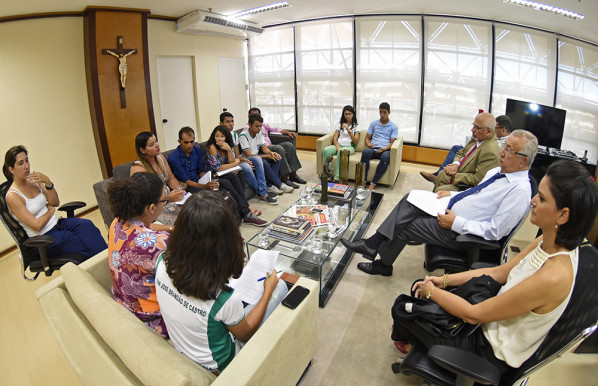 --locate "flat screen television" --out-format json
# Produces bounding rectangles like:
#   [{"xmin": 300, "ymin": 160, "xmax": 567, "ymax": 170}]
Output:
[{"xmin": 505, "ymin": 99, "xmax": 566, "ymax": 150}]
